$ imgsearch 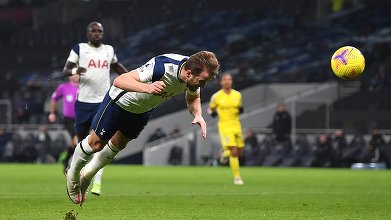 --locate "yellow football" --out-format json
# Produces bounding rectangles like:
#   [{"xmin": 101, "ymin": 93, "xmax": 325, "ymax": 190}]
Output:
[{"xmin": 331, "ymin": 46, "xmax": 365, "ymax": 80}]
